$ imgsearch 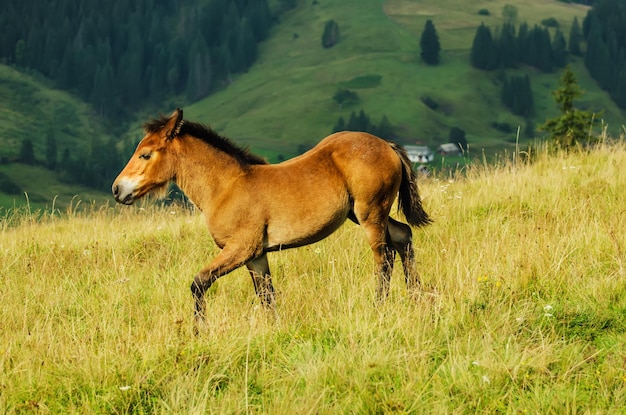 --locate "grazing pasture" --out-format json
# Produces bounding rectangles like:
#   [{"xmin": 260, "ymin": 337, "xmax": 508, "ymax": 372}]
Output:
[{"xmin": 1, "ymin": 141, "xmax": 625, "ymax": 413}]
